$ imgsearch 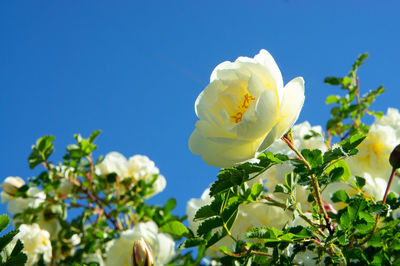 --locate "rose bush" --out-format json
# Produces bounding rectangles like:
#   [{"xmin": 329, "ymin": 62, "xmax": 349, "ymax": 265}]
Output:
[{"xmin": 189, "ymin": 49, "xmax": 305, "ymax": 168}]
